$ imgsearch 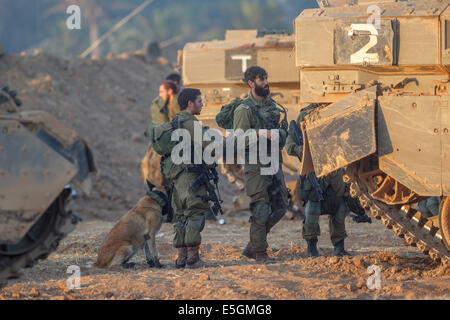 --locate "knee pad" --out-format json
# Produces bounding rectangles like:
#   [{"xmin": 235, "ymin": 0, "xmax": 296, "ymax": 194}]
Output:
[
  {"xmin": 305, "ymin": 201, "xmax": 321, "ymax": 224},
  {"xmin": 305, "ymin": 213, "xmax": 320, "ymax": 225},
  {"xmin": 186, "ymin": 213, "xmax": 206, "ymax": 232}
]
